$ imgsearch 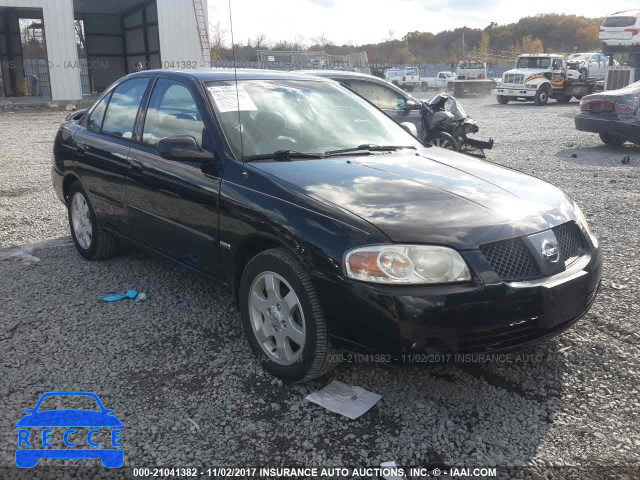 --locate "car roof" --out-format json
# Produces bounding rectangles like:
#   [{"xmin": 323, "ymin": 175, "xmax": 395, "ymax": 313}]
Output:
[
  {"xmin": 608, "ymin": 10, "xmax": 640, "ymax": 16},
  {"xmin": 126, "ymin": 68, "xmax": 333, "ymax": 83}
]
